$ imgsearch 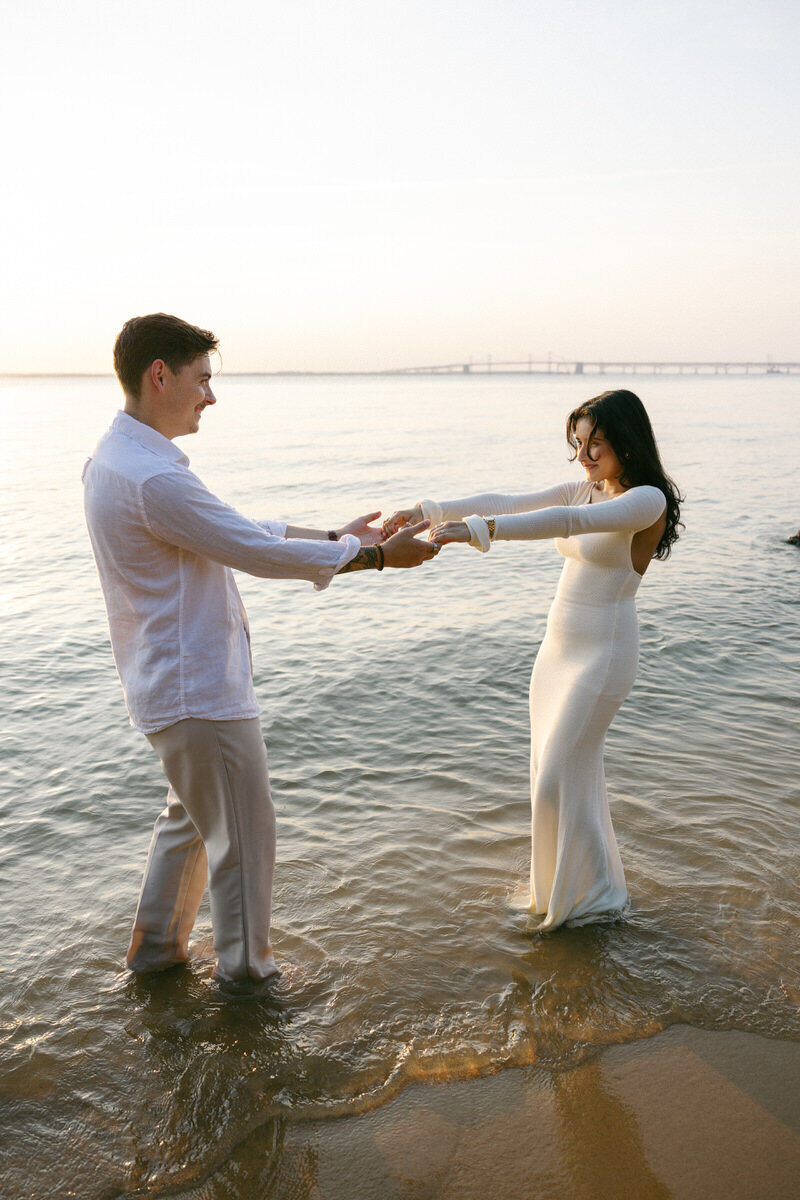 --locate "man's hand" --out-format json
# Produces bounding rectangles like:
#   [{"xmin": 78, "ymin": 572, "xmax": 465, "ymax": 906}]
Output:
[
  {"xmin": 337, "ymin": 521, "xmax": 438, "ymax": 573},
  {"xmin": 428, "ymin": 520, "xmax": 470, "ymax": 546},
  {"xmin": 382, "ymin": 520, "xmax": 438, "ymax": 567},
  {"xmin": 339, "ymin": 511, "xmax": 386, "ymax": 546},
  {"xmin": 382, "ymin": 505, "xmax": 423, "ymax": 538}
]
